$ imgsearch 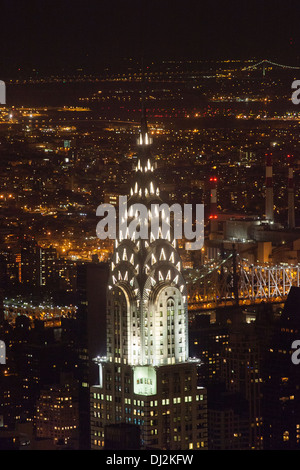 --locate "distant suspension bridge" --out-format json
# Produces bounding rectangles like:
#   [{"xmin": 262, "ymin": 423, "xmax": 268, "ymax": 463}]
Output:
[{"xmin": 242, "ymin": 59, "xmax": 300, "ymax": 75}]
